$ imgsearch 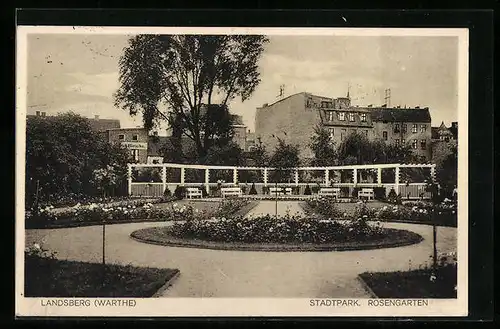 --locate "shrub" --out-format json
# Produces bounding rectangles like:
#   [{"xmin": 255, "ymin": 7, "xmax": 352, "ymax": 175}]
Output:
[
  {"xmin": 352, "ymin": 187, "xmax": 360, "ymax": 198},
  {"xmin": 387, "ymin": 188, "xmax": 397, "ymax": 203},
  {"xmin": 304, "ymin": 184, "xmax": 312, "ymax": 195},
  {"xmin": 373, "ymin": 187, "xmax": 386, "ymax": 200},
  {"xmin": 199, "ymin": 185, "xmax": 208, "ymax": 197},
  {"xmin": 249, "ymin": 183, "xmax": 257, "ymax": 195},
  {"xmin": 340, "ymin": 186, "xmax": 350, "ymax": 198},
  {"xmin": 163, "ymin": 187, "xmax": 172, "ymax": 197},
  {"xmin": 174, "ymin": 186, "xmax": 186, "ymax": 200},
  {"xmin": 262, "ymin": 186, "xmax": 270, "ymax": 195},
  {"xmin": 292, "ymin": 186, "xmax": 300, "ymax": 195},
  {"xmin": 311, "ymin": 184, "xmax": 321, "ymax": 194}
]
